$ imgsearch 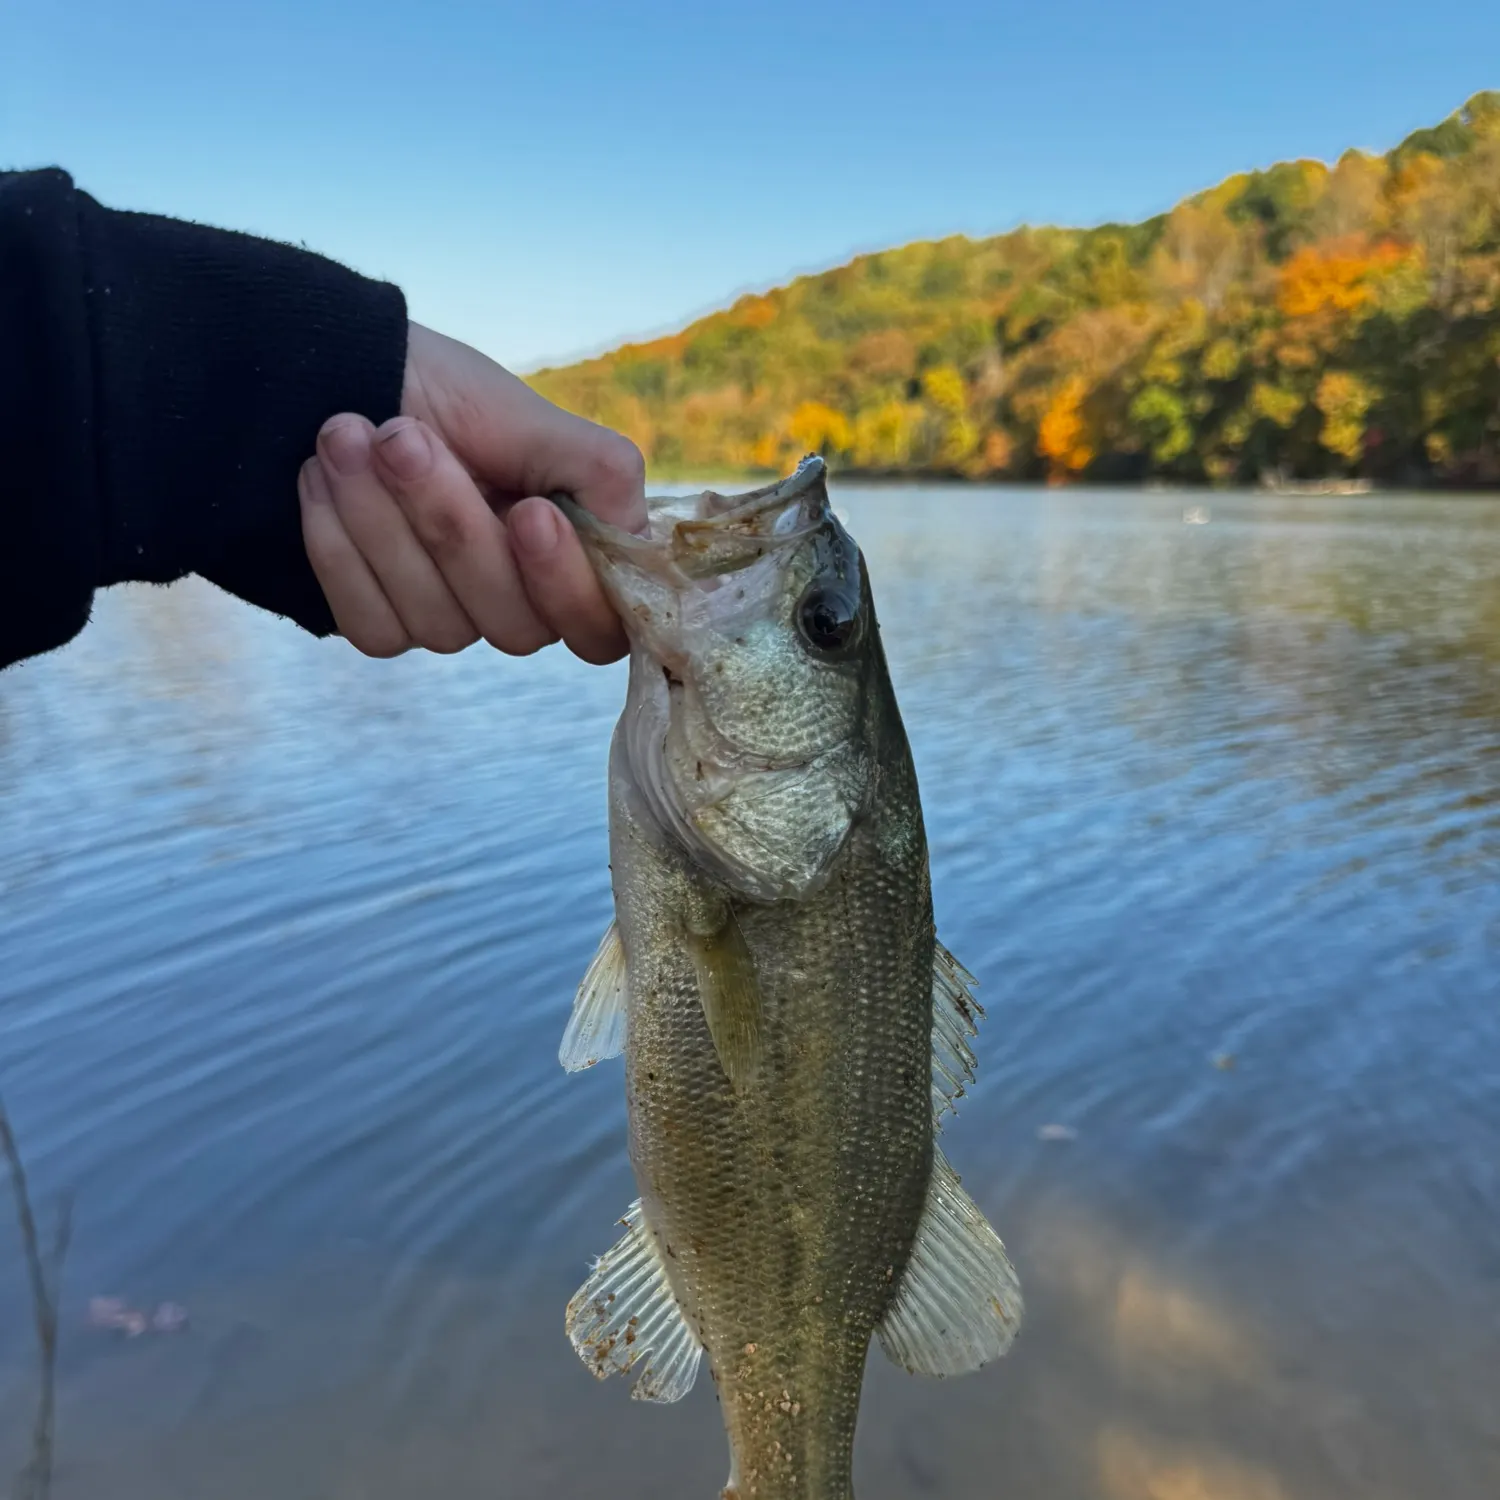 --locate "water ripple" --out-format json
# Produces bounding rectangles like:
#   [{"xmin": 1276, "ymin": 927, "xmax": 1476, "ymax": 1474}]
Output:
[{"xmin": 1, "ymin": 492, "xmax": 1498, "ymax": 1496}]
